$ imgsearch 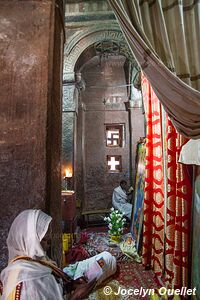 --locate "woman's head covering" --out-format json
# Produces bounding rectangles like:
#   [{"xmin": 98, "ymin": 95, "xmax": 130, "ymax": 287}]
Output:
[
  {"xmin": 7, "ymin": 209, "xmax": 52, "ymax": 261},
  {"xmin": 0, "ymin": 210, "xmax": 66, "ymax": 300}
]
